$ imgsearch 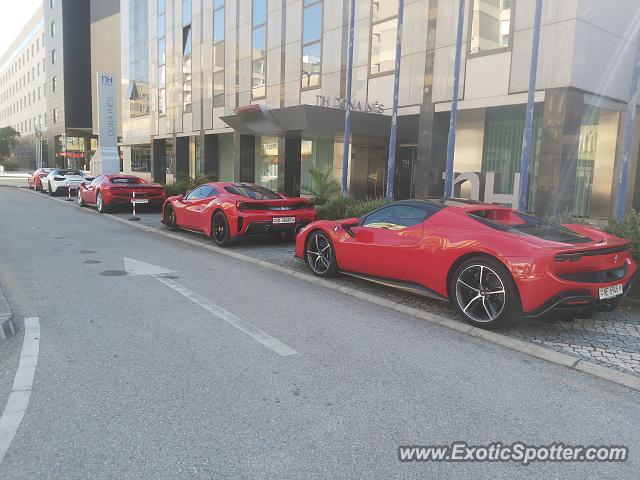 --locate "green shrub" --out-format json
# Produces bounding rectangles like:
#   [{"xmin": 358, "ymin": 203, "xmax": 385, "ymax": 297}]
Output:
[
  {"xmin": 300, "ymin": 168, "xmax": 340, "ymax": 205},
  {"xmin": 161, "ymin": 175, "xmax": 214, "ymax": 197},
  {"xmin": 605, "ymin": 209, "xmax": 640, "ymax": 261},
  {"xmin": 315, "ymin": 196, "xmax": 386, "ymax": 220}
]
